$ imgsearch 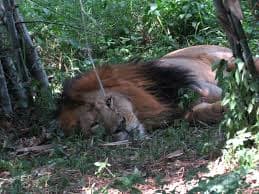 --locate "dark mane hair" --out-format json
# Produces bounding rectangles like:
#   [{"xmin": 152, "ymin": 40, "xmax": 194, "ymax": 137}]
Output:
[{"xmin": 139, "ymin": 60, "xmax": 197, "ymax": 106}]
